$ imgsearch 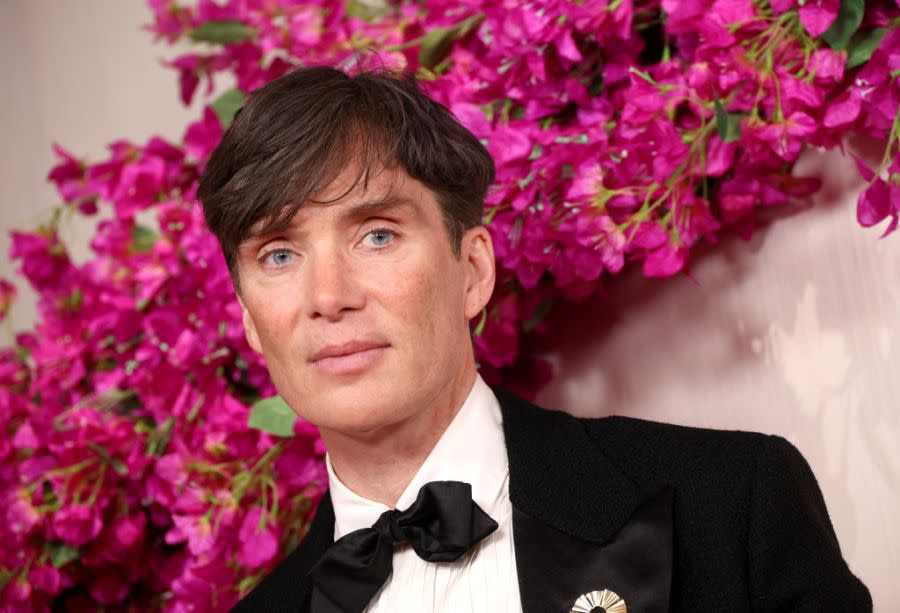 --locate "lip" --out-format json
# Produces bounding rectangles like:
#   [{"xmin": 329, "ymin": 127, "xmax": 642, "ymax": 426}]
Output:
[{"xmin": 310, "ymin": 341, "xmax": 390, "ymax": 376}]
